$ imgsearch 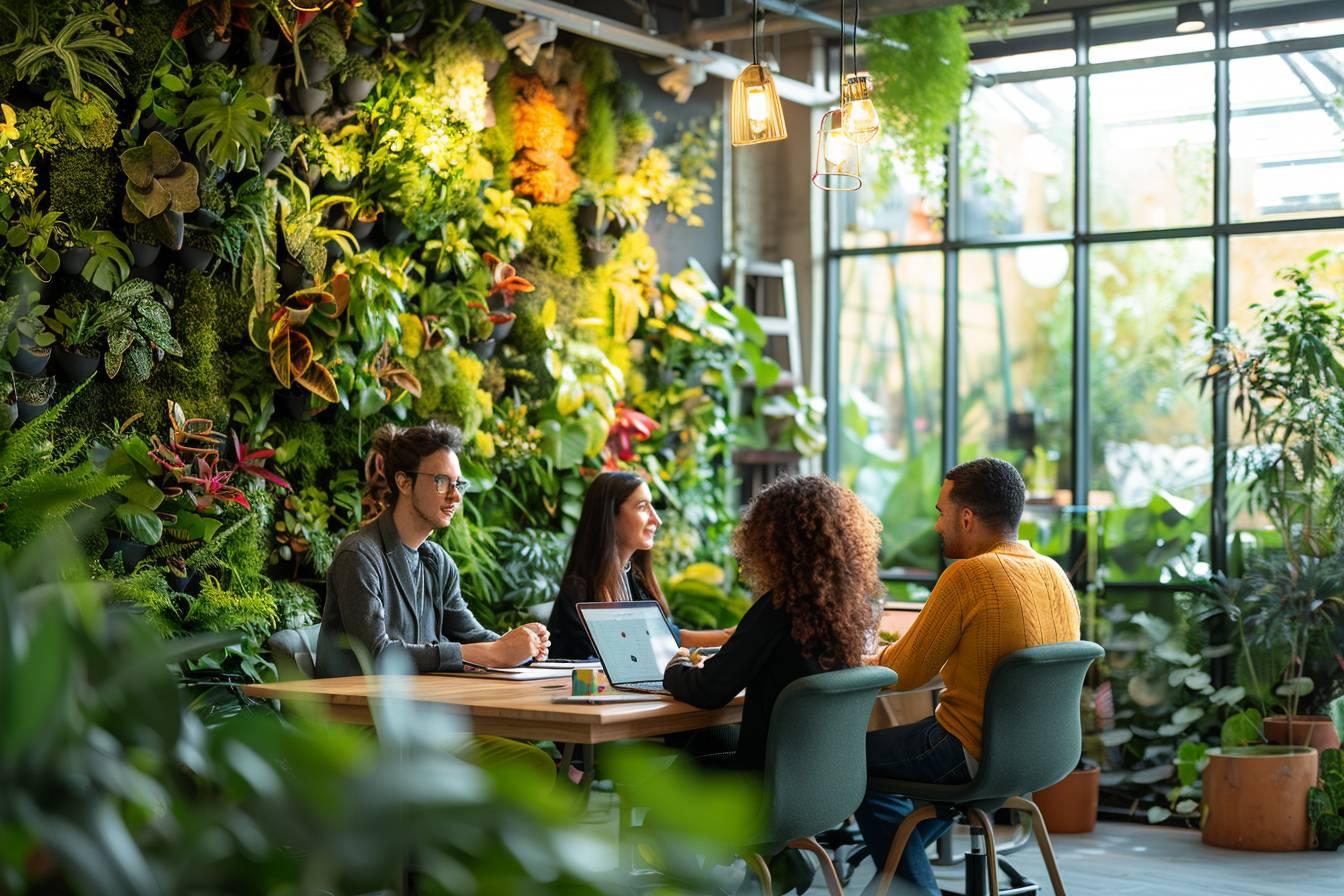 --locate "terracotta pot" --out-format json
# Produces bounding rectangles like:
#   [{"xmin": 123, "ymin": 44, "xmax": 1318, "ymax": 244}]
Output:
[
  {"xmin": 1032, "ymin": 765, "xmax": 1099, "ymax": 834},
  {"xmin": 1263, "ymin": 716, "xmax": 1341, "ymax": 752},
  {"xmin": 1202, "ymin": 746, "xmax": 1317, "ymax": 851}
]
